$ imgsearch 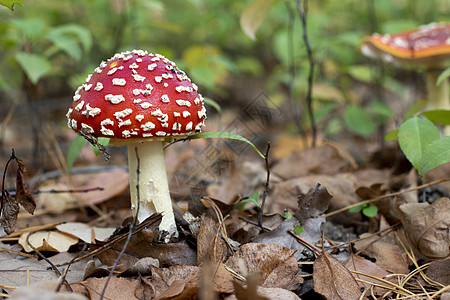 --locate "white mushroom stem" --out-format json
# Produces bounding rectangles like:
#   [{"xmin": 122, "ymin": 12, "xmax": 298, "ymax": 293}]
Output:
[
  {"xmin": 127, "ymin": 141, "xmax": 178, "ymax": 239},
  {"xmin": 426, "ymin": 71, "xmax": 450, "ymax": 136}
]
